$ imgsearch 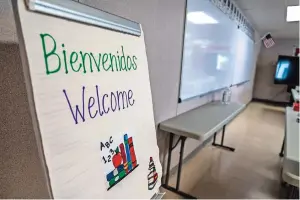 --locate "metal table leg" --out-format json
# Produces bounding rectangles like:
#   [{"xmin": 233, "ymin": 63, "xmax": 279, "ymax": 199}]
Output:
[
  {"xmin": 279, "ymin": 136, "xmax": 285, "ymax": 157},
  {"xmin": 212, "ymin": 125, "xmax": 235, "ymax": 152},
  {"xmin": 161, "ymin": 133, "xmax": 197, "ymax": 199},
  {"xmin": 164, "ymin": 133, "xmax": 173, "ymax": 186}
]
